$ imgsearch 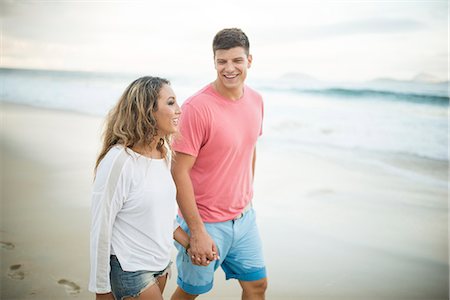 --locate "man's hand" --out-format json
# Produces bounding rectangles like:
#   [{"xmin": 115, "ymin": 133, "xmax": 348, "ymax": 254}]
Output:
[{"xmin": 189, "ymin": 230, "xmax": 219, "ymax": 266}]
